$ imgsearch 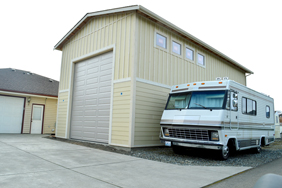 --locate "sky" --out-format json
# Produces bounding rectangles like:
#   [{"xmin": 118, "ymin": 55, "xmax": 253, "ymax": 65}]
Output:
[{"xmin": 1, "ymin": 0, "xmax": 281, "ymax": 110}]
